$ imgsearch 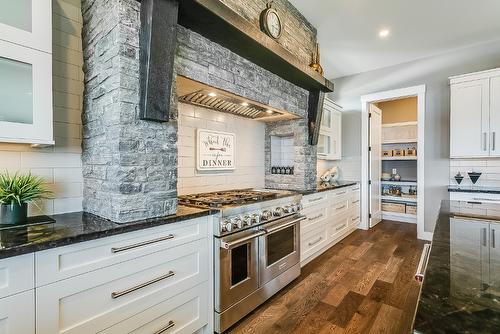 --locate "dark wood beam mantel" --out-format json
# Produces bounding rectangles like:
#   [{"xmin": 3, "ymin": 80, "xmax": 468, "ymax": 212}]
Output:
[
  {"xmin": 139, "ymin": 0, "xmax": 178, "ymax": 122},
  {"xmin": 177, "ymin": 0, "xmax": 334, "ymax": 93}
]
